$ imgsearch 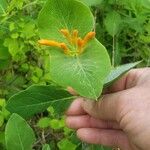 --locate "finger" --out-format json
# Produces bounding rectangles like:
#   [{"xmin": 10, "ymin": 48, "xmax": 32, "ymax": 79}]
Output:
[
  {"xmin": 66, "ymin": 115, "xmax": 120, "ymax": 129},
  {"xmin": 77, "ymin": 128, "xmax": 132, "ymax": 150},
  {"xmin": 83, "ymin": 88, "xmax": 135, "ymax": 121},
  {"xmin": 66, "ymin": 98, "xmax": 86, "ymax": 115}
]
